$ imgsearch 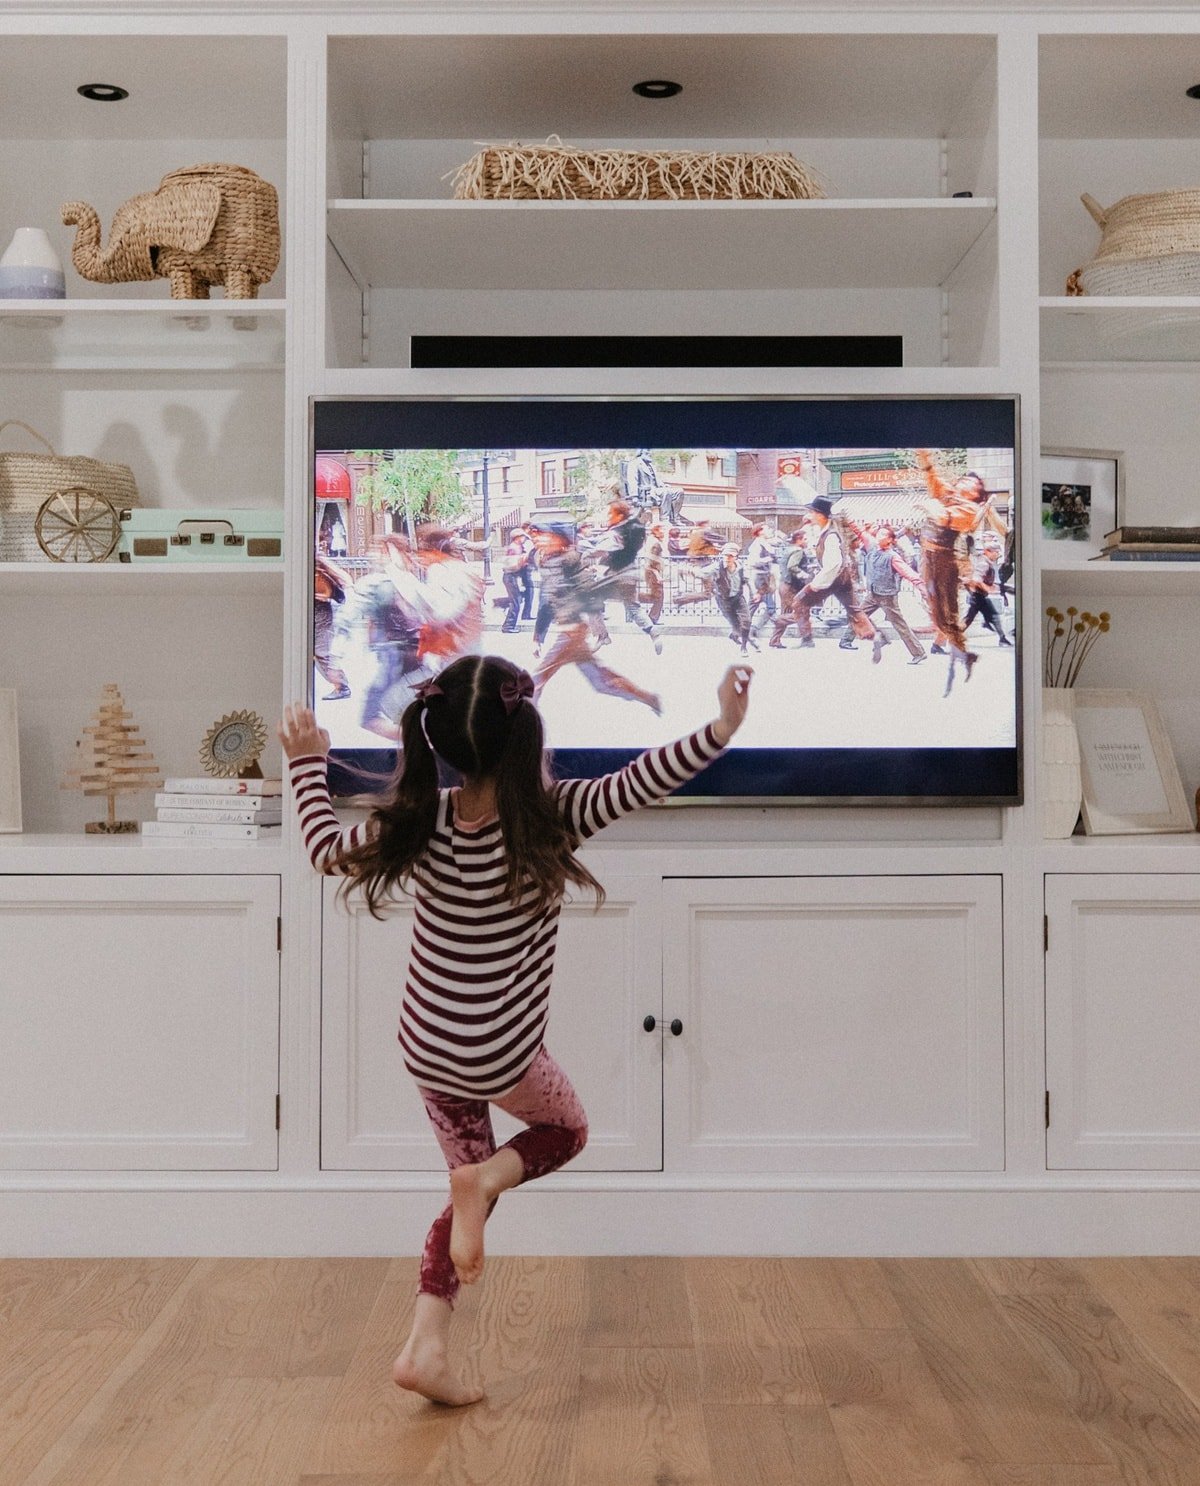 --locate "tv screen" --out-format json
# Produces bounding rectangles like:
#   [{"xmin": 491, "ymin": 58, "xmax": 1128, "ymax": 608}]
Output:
[{"xmin": 312, "ymin": 396, "xmax": 1020, "ymax": 804}]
